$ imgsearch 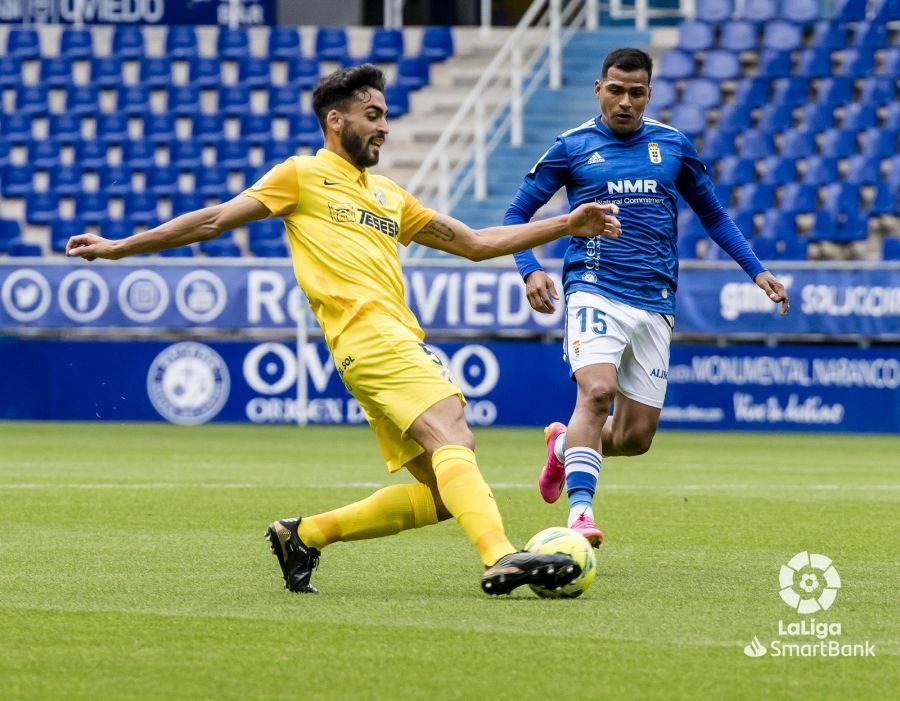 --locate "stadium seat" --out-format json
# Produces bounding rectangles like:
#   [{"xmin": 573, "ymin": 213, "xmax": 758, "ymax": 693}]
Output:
[
  {"xmin": 761, "ymin": 20, "xmax": 801, "ymax": 51},
  {"xmin": 160, "ymin": 244, "xmax": 196, "ymax": 257},
  {"xmin": 696, "ymin": 0, "xmax": 733, "ymax": 23},
  {"xmin": 737, "ymin": 129, "xmax": 775, "ymax": 159},
  {"xmin": 740, "ymin": 0, "xmax": 776, "ymax": 22},
  {"xmin": 384, "ymin": 85, "xmax": 410, "ymax": 119},
  {"xmin": 649, "ymin": 79, "xmax": 675, "ymax": 109},
  {"xmin": 815, "ymin": 77, "xmax": 852, "ymax": 108},
  {"xmin": 860, "ymin": 128, "xmax": 897, "ymax": 159},
  {"xmin": 218, "ymin": 139, "xmax": 250, "ymax": 169},
  {"xmin": 0, "ymin": 219, "xmax": 21, "ymax": 252},
  {"xmin": 782, "ymin": 0, "xmax": 819, "ymax": 24},
  {"xmin": 268, "ymin": 86, "xmax": 300, "ymax": 117},
  {"xmin": 27, "ymin": 139, "xmax": 61, "ymax": 168},
  {"xmin": 60, "ymin": 28, "xmax": 93, "ymax": 60},
  {"xmin": 717, "ymin": 102, "xmax": 752, "ymax": 130},
  {"xmin": 193, "ymin": 114, "xmax": 226, "ymax": 145},
  {"xmin": 858, "ymin": 77, "xmax": 895, "ymax": 106},
  {"xmin": 248, "ymin": 218, "xmax": 284, "ymax": 242},
  {"xmin": 290, "ymin": 113, "xmax": 323, "ymax": 148},
  {"xmin": 66, "ymin": 85, "xmax": 100, "ymax": 116},
  {"xmin": 801, "ymin": 156, "xmax": 839, "ymax": 185},
  {"xmin": 16, "ymin": 85, "xmax": 49, "ymax": 116},
  {"xmin": 189, "ymin": 56, "xmax": 221, "ymax": 88},
  {"xmin": 96, "ymin": 113, "xmax": 130, "ymax": 145},
  {"xmin": 218, "ymin": 27, "xmax": 250, "ymax": 59},
  {"xmin": 117, "ymin": 86, "xmax": 151, "ymax": 117},
  {"xmin": 74, "ymin": 140, "xmax": 108, "ymax": 169},
  {"xmin": 843, "ymin": 155, "xmax": 880, "ymax": 186},
  {"xmin": 821, "ymin": 182, "xmax": 859, "ymax": 213},
  {"xmin": 369, "ymin": 27, "xmax": 405, "ymax": 62},
  {"xmin": 794, "ymin": 47, "xmax": 832, "ymax": 79},
  {"xmin": 819, "ymin": 129, "xmax": 857, "ymax": 159},
  {"xmin": 796, "ymin": 103, "xmax": 834, "ymax": 132},
  {"xmin": 832, "ymin": 0, "xmax": 866, "ymax": 20},
  {"xmin": 878, "ymin": 48, "xmax": 900, "ymax": 78},
  {"xmin": 756, "ymin": 103, "xmax": 792, "ymax": 132},
  {"xmin": 1, "ymin": 113, "xmax": 32, "ymax": 144},
  {"xmin": 838, "ymin": 49, "xmax": 875, "ymax": 78},
  {"xmin": 25, "ymin": 192, "xmax": 59, "ymax": 226},
  {"xmin": 807, "ymin": 210, "xmax": 837, "ymax": 242},
  {"xmin": 678, "ymin": 21, "xmax": 714, "ymax": 51},
  {"xmin": 287, "ymin": 56, "xmax": 320, "ymax": 90},
  {"xmin": 420, "ymin": 26, "xmax": 454, "ymax": 62},
  {"xmin": 714, "ymin": 183, "xmax": 733, "ymax": 207},
  {"xmin": 809, "ymin": 22, "xmax": 845, "ymax": 52},
  {"xmin": 885, "ymin": 103, "xmax": 900, "ymax": 132},
  {"xmin": 0, "ymin": 56, "xmax": 21, "ymax": 89},
  {"xmin": 872, "ymin": 0, "xmax": 900, "ymax": 21},
  {"xmin": 758, "ymin": 210, "xmax": 798, "ymax": 242},
  {"xmin": 195, "ymin": 165, "xmax": 230, "ymax": 197},
  {"xmin": 669, "ymin": 105, "xmax": 705, "ymax": 138},
  {"xmin": 718, "ymin": 21, "xmax": 756, "ymax": 52},
  {"xmin": 777, "ymin": 237, "xmax": 808, "ymax": 261},
  {"xmin": 98, "ymin": 165, "xmax": 133, "ymax": 196},
  {"xmin": 771, "ymin": 77, "xmax": 809, "ymax": 108},
  {"xmin": 200, "ymin": 230, "xmax": 235, "ymax": 253},
  {"xmin": 49, "ymin": 219, "xmax": 85, "ymax": 252},
  {"xmin": 140, "ymin": 57, "xmax": 172, "ymax": 88},
  {"xmin": 76, "ymin": 192, "xmax": 109, "ymax": 223},
  {"xmin": 882, "ymin": 237, "xmax": 900, "ymax": 260},
  {"xmin": 40, "ymin": 57, "xmax": 72, "ymax": 88},
  {"xmin": 172, "ymin": 192, "xmax": 204, "ymax": 215},
  {"xmin": 264, "ymin": 139, "xmax": 296, "ymax": 165},
  {"xmin": 171, "ymin": 139, "xmax": 204, "ymax": 169},
  {"xmin": 759, "ymin": 156, "xmax": 797, "ymax": 186},
  {"xmin": 252, "ymin": 239, "xmax": 289, "ymax": 257},
  {"xmin": 869, "ymin": 184, "xmax": 897, "ymax": 216},
  {"xmin": 852, "ymin": 22, "xmax": 887, "ymax": 49},
  {"xmin": 241, "ymin": 114, "xmax": 272, "ymax": 145},
  {"xmin": 168, "ymin": 86, "xmax": 201, "ymax": 117},
  {"xmin": 239, "ymin": 57, "xmax": 271, "ymax": 88},
  {"xmin": 834, "ymin": 210, "xmax": 869, "ymax": 243},
  {"xmin": 736, "ymin": 183, "xmax": 775, "ymax": 211},
  {"xmin": 144, "ymin": 114, "xmax": 176, "ymax": 144},
  {"xmin": 0, "ymin": 164, "xmax": 33, "ymax": 197},
  {"xmin": 681, "ymin": 79, "xmax": 720, "ymax": 110},
  {"xmin": 703, "ymin": 50, "xmax": 742, "ymax": 80},
  {"xmin": 717, "ymin": 156, "xmax": 756, "ymax": 186},
  {"xmin": 889, "ymin": 156, "xmax": 900, "ymax": 191},
  {"xmin": 96, "ymin": 217, "xmax": 134, "ymax": 240},
  {"xmin": 728, "ymin": 208, "xmax": 755, "ymax": 238},
  {"xmin": 779, "ymin": 183, "xmax": 817, "ymax": 213},
  {"xmin": 146, "ymin": 165, "xmax": 179, "ymax": 196},
  {"xmin": 204, "ymin": 240, "xmax": 242, "ymax": 257},
  {"xmin": 166, "ymin": 26, "xmax": 198, "ymax": 59},
  {"xmin": 779, "ymin": 128, "xmax": 817, "ymax": 159},
  {"xmin": 756, "ymin": 50, "xmax": 792, "ymax": 79},
  {"xmin": 6, "ymin": 28, "xmax": 40, "ymax": 60},
  {"xmin": 90, "ymin": 56, "xmax": 123, "ymax": 88},
  {"xmin": 395, "ymin": 57, "xmax": 430, "ymax": 91},
  {"xmin": 700, "ymin": 128, "xmax": 736, "ymax": 160},
  {"xmin": 123, "ymin": 139, "xmax": 157, "ymax": 169},
  {"xmin": 841, "ymin": 103, "xmax": 877, "ymax": 132},
  {"xmin": 0, "ymin": 139, "xmax": 9, "ymax": 168},
  {"xmin": 731, "ymin": 77, "xmax": 769, "ymax": 109},
  {"xmin": 268, "ymin": 27, "xmax": 301, "ymax": 60},
  {"xmin": 315, "ymin": 27, "xmax": 349, "ymax": 61},
  {"xmin": 657, "ymin": 51, "xmax": 694, "ymax": 80},
  {"xmin": 218, "ymin": 86, "xmax": 251, "ymax": 117},
  {"xmin": 125, "ymin": 192, "xmax": 158, "ymax": 224},
  {"xmin": 112, "ymin": 25, "xmax": 144, "ymax": 58},
  {"xmin": 7, "ymin": 238, "xmax": 43, "ymax": 256}
]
